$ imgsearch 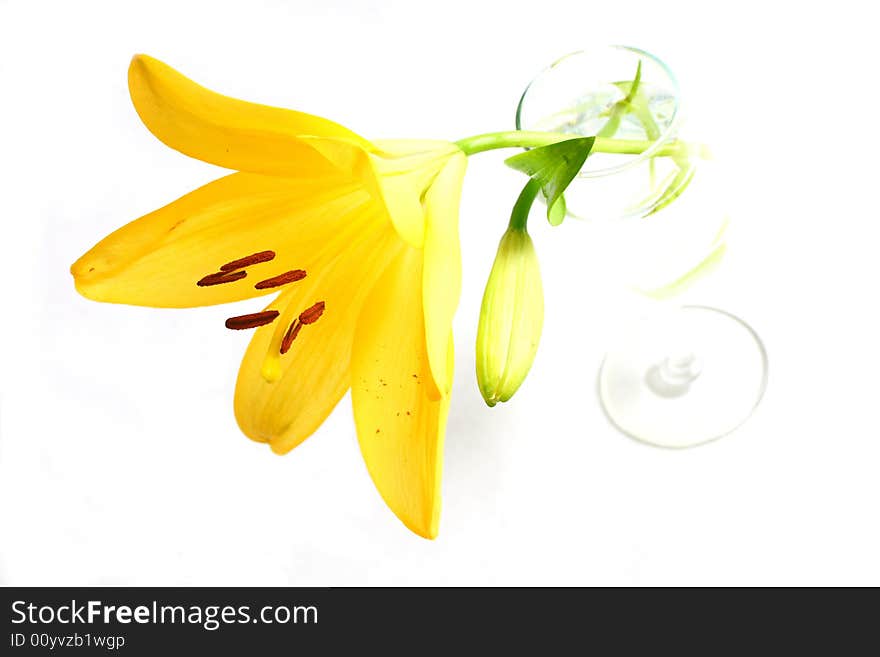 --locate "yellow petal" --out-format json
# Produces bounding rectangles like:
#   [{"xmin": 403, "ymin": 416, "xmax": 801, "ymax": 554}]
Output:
[
  {"xmin": 235, "ymin": 224, "xmax": 401, "ymax": 454},
  {"xmin": 351, "ymin": 246, "xmax": 450, "ymax": 539},
  {"xmin": 421, "ymin": 152, "xmax": 467, "ymax": 397},
  {"xmin": 72, "ymin": 172, "xmax": 376, "ymax": 307},
  {"xmin": 128, "ymin": 54, "xmax": 372, "ymax": 176},
  {"xmin": 368, "ymin": 140, "xmax": 462, "ymax": 249}
]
